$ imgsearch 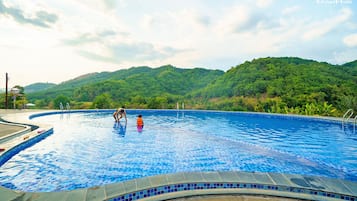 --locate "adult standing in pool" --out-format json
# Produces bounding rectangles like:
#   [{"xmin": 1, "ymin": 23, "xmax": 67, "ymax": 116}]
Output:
[{"xmin": 113, "ymin": 106, "xmax": 127, "ymax": 122}]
